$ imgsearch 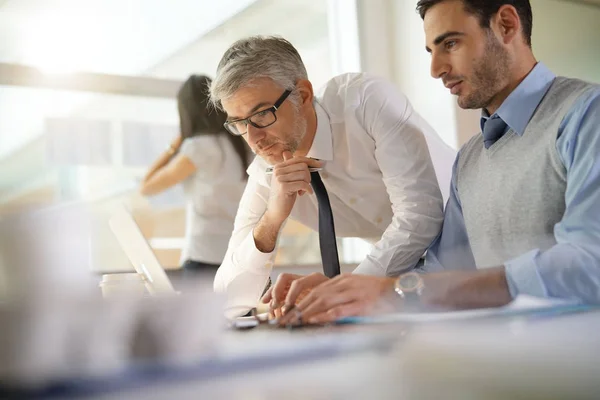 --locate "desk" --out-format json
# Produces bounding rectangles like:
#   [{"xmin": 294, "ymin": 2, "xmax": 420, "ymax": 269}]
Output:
[
  {"xmin": 84, "ymin": 310, "xmax": 600, "ymax": 400},
  {"xmin": 401, "ymin": 309, "xmax": 600, "ymax": 399}
]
